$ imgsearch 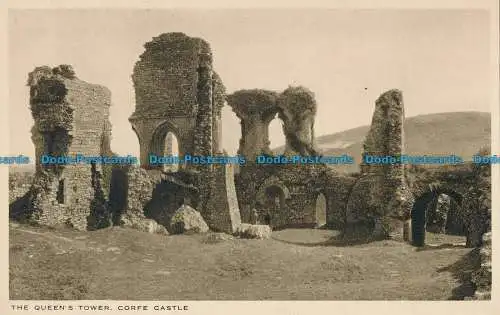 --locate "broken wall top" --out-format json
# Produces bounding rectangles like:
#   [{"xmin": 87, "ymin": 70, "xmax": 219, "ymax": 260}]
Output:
[
  {"xmin": 226, "ymin": 89, "xmax": 279, "ymax": 120},
  {"xmin": 132, "ymin": 32, "xmax": 214, "ymax": 118},
  {"xmin": 277, "ymin": 86, "xmax": 317, "ymax": 118},
  {"xmin": 28, "ymin": 65, "xmax": 111, "ymax": 134},
  {"xmin": 362, "ymin": 89, "xmax": 405, "ymax": 158},
  {"xmin": 212, "ymin": 71, "xmax": 226, "ymax": 116}
]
